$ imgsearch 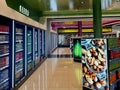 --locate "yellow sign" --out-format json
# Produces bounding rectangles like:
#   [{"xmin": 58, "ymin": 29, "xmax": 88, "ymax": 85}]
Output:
[{"xmin": 58, "ymin": 28, "xmax": 112, "ymax": 33}]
